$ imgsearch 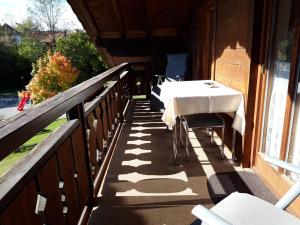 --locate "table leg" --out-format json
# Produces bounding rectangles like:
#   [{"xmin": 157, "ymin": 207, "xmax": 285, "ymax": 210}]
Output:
[
  {"xmin": 172, "ymin": 119, "xmax": 178, "ymax": 164},
  {"xmin": 232, "ymin": 129, "xmax": 237, "ymax": 161}
]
